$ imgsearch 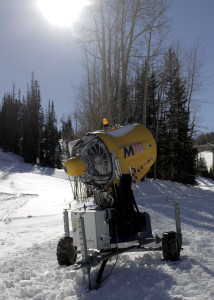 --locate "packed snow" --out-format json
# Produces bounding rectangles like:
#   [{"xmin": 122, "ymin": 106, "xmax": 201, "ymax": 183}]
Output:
[
  {"xmin": 105, "ymin": 124, "xmax": 135, "ymax": 137},
  {"xmin": 0, "ymin": 149, "xmax": 214, "ymax": 300}
]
